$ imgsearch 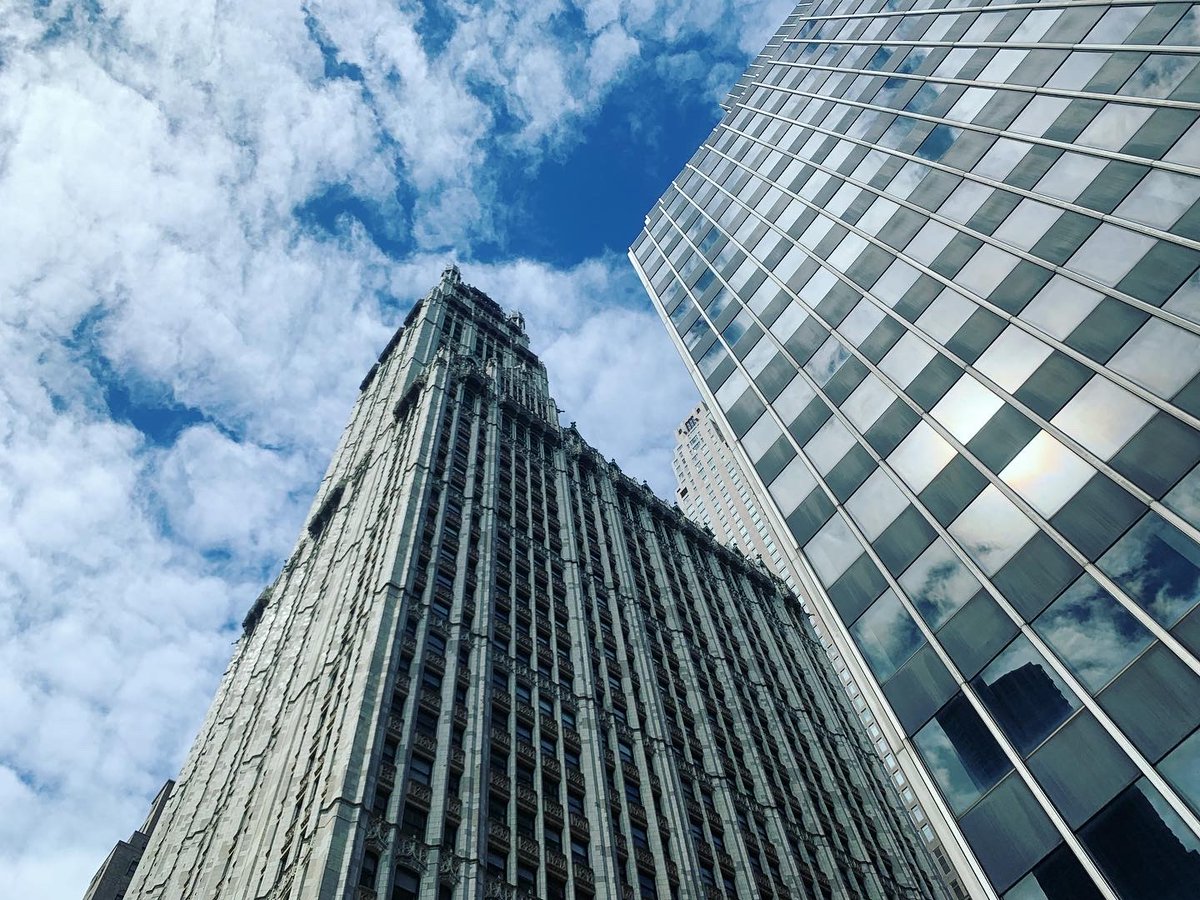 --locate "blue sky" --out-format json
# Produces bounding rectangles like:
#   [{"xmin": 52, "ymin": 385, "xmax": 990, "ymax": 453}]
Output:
[{"xmin": 0, "ymin": 1, "xmax": 792, "ymax": 895}]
